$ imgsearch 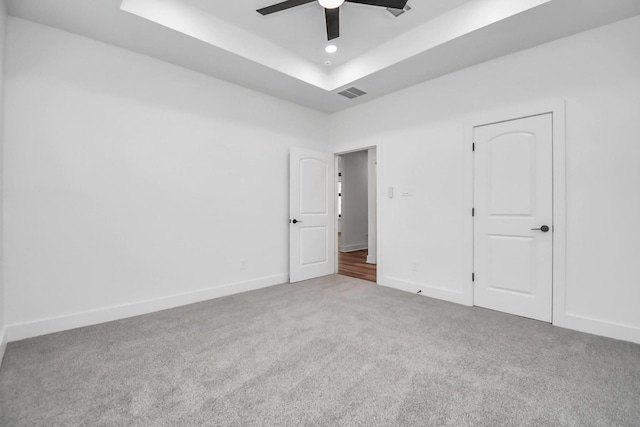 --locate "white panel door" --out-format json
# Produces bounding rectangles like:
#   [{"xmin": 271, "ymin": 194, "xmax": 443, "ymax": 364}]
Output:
[
  {"xmin": 474, "ymin": 114, "xmax": 553, "ymax": 322},
  {"xmin": 290, "ymin": 147, "xmax": 336, "ymax": 283}
]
